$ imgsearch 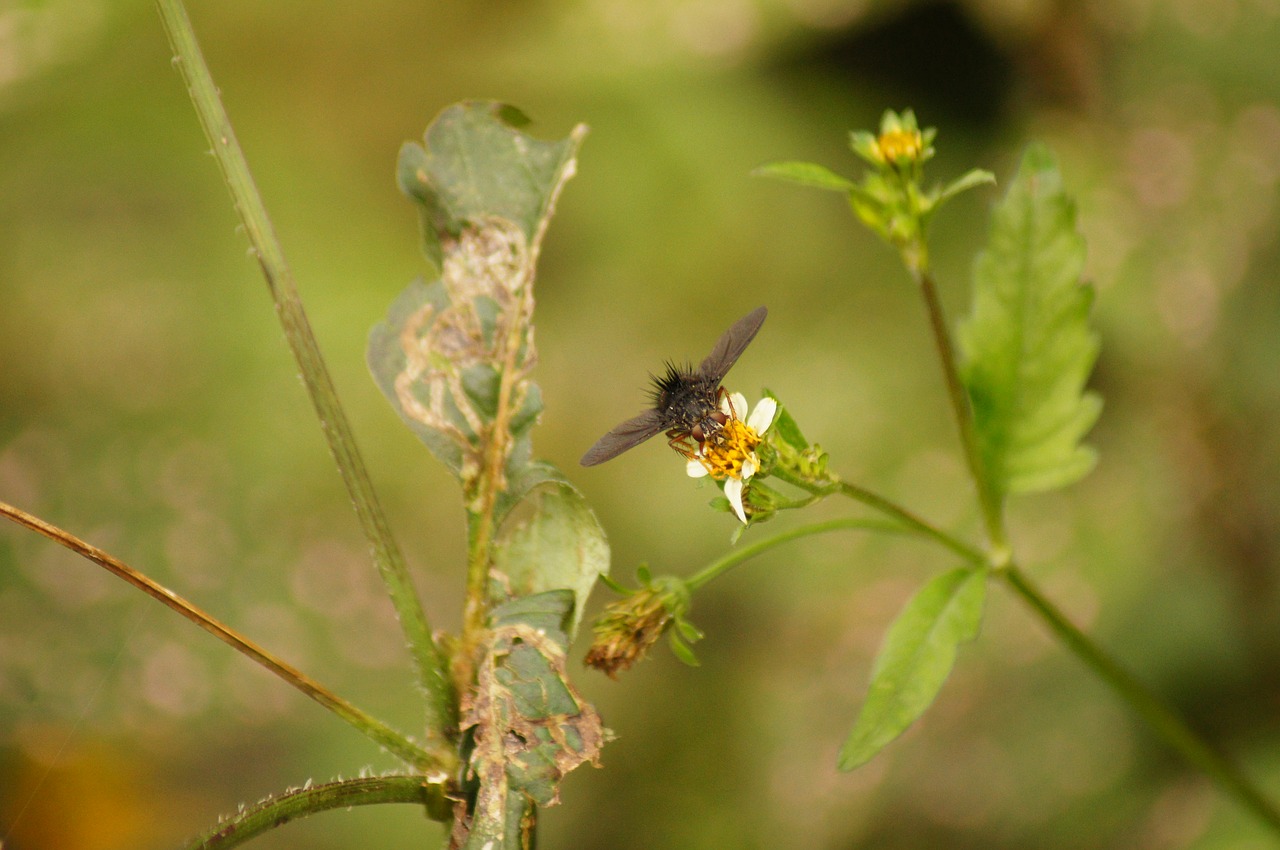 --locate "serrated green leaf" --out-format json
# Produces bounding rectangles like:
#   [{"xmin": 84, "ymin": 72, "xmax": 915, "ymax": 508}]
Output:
[
  {"xmin": 492, "ymin": 481, "xmax": 610, "ymax": 639},
  {"xmin": 753, "ymin": 161, "xmax": 857, "ymax": 192},
  {"xmin": 839, "ymin": 567, "xmax": 986, "ymax": 771},
  {"xmin": 958, "ymin": 143, "xmax": 1102, "ymax": 500}
]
